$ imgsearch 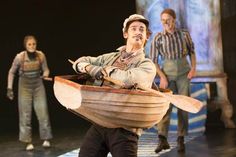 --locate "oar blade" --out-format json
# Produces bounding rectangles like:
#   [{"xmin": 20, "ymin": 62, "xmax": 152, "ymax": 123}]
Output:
[{"xmin": 165, "ymin": 94, "xmax": 204, "ymax": 113}]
